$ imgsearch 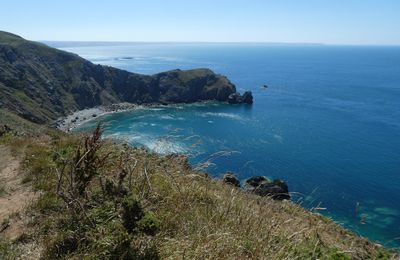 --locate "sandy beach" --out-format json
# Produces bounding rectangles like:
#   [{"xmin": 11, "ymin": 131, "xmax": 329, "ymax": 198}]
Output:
[{"xmin": 56, "ymin": 103, "xmax": 142, "ymax": 132}]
